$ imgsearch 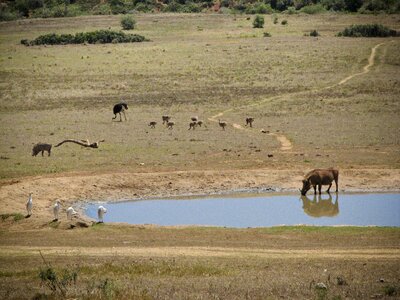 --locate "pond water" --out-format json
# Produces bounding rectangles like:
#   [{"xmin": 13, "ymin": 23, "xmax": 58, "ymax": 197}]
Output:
[{"xmin": 85, "ymin": 193, "xmax": 400, "ymax": 228}]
